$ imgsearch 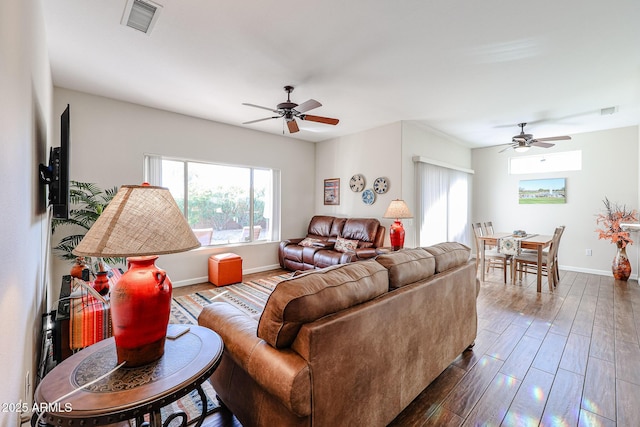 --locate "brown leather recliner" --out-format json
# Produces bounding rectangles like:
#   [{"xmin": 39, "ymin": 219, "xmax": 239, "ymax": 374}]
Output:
[{"xmin": 279, "ymin": 215, "xmax": 386, "ymax": 271}]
